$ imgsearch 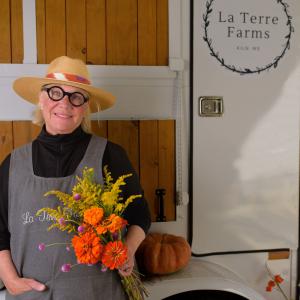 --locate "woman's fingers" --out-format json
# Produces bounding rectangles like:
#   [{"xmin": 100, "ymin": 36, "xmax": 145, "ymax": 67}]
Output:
[
  {"xmin": 25, "ymin": 278, "xmax": 47, "ymax": 292},
  {"xmin": 6, "ymin": 277, "xmax": 46, "ymax": 296},
  {"xmin": 118, "ymin": 258, "xmax": 134, "ymax": 276}
]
